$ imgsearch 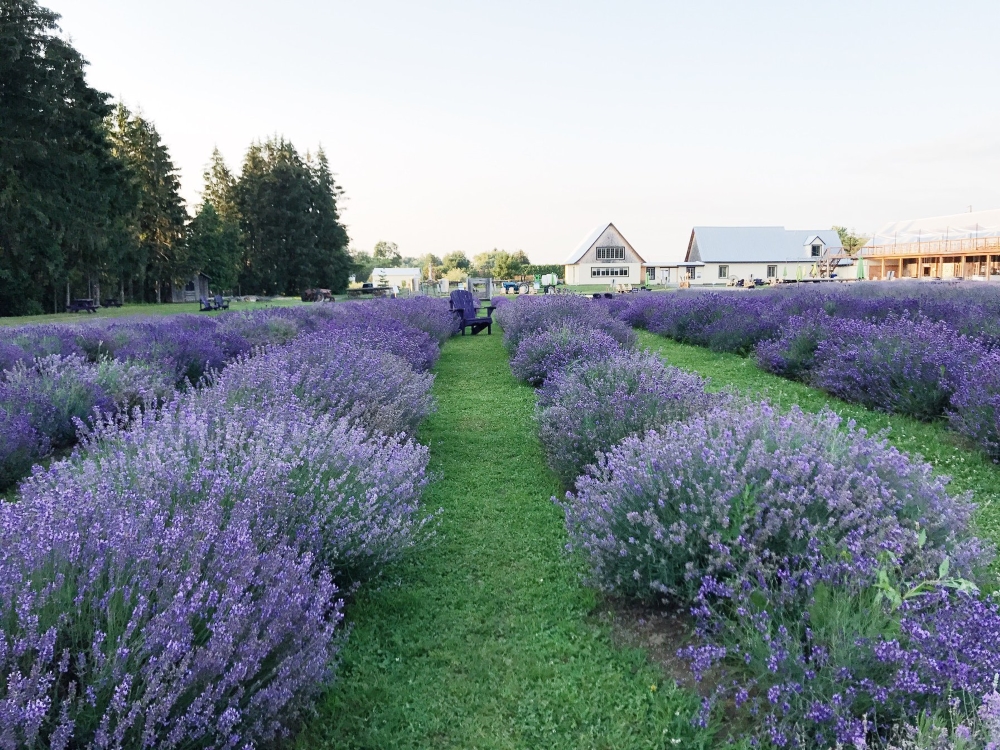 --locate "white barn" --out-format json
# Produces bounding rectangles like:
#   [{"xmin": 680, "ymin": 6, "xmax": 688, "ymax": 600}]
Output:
[
  {"xmin": 564, "ymin": 222, "xmax": 646, "ymax": 286},
  {"xmin": 676, "ymin": 227, "xmax": 844, "ymax": 285},
  {"xmin": 370, "ymin": 267, "xmax": 422, "ymax": 291}
]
